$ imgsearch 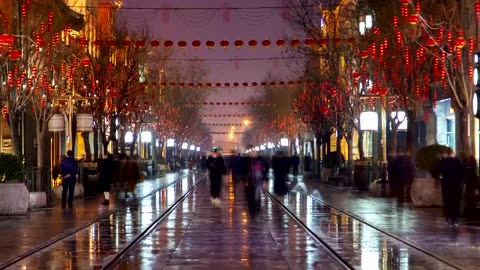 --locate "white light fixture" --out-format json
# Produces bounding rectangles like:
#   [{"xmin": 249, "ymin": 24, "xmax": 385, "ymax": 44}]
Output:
[
  {"xmin": 166, "ymin": 138, "xmax": 175, "ymax": 147},
  {"xmin": 391, "ymin": 111, "xmax": 408, "ymax": 131},
  {"xmin": 365, "ymin": 15, "xmax": 373, "ymax": 29},
  {"xmin": 196, "ymin": 147, "xmax": 200, "ymax": 152},
  {"xmin": 255, "ymin": 146, "xmax": 260, "ymax": 151},
  {"xmin": 360, "ymin": 111, "xmax": 379, "ymax": 131},
  {"xmin": 181, "ymin": 142, "xmax": 188, "ymax": 150},
  {"xmin": 141, "ymin": 131, "xmax": 151, "ymax": 142},
  {"xmin": 189, "ymin": 145, "xmax": 195, "ymax": 151},
  {"xmin": 260, "ymin": 145, "xmax": 266, "ymax": 150},
  {"xmin": 267, "ymin": 142, "xmax": 274, "ymax": 149},
  {"xmin": 474, "ymin": 92, "xmax": 478, "ymax": 115},
  {"xmin": 280, "ymin": 138, "xmax": 289, "ymax": 147},
  {"xmin": 156, "ymin": 139, "xmax": 160, "ymax": 147},
  {"xmin": 125, "ymin": 131, "xmax": 134, "ymax": 143}
]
